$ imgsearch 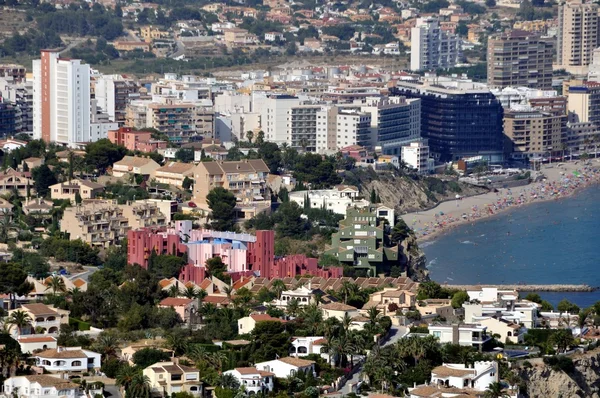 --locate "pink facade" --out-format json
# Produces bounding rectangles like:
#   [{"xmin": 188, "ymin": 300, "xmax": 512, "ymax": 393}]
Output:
[
  {"xmin": 127, "ymin": 224, "xmax": 342, "ymax": 284},
  {"xmin": 108, "ymin": 127, "xmax": 166, "ymax": 152}
]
